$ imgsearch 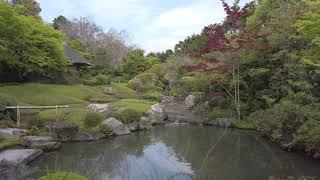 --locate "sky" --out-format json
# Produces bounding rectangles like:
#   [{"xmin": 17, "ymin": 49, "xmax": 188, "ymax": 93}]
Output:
[{"xmin": 37, "ymin": 0, "xmax": 250, "ymax": 53}]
